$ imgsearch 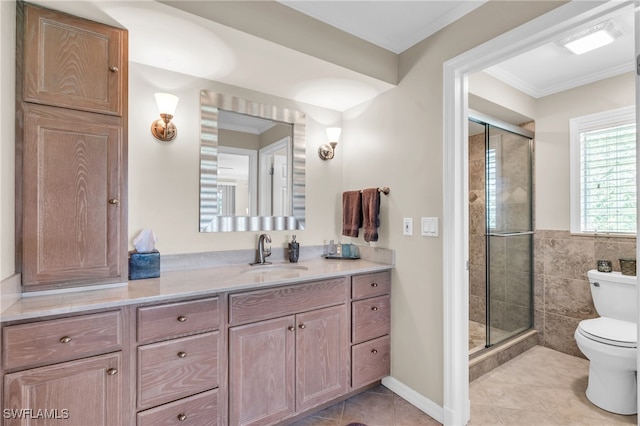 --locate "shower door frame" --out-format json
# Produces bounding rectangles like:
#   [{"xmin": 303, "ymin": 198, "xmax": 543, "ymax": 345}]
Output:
[{"xmin": 469, "ymin": 110, "xmax": 534, "ymax": 349}]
